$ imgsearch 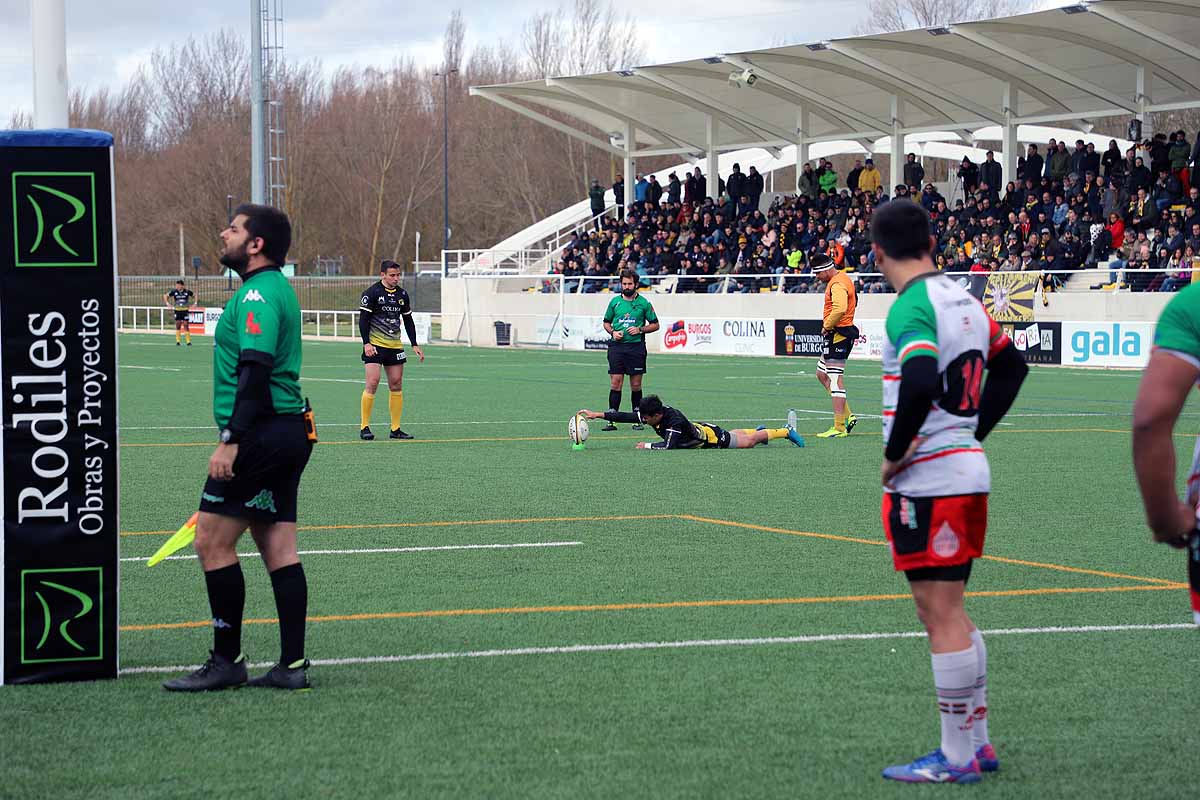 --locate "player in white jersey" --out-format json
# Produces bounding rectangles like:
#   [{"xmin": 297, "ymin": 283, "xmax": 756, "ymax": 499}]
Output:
[
  {"xmin": 871, "ymin": 201, "xmax": 1028, "ymax": 784},
  {"xmin": 1132, "ymin": 282, "xmax": 1200, "ymax": 626}
]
